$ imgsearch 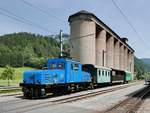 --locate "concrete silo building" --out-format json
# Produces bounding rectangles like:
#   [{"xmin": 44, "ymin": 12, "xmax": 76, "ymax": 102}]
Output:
[{"xmin": 68, "ymin": 10, "xmax": 134, "ymax": 78}]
